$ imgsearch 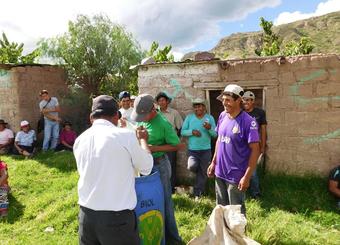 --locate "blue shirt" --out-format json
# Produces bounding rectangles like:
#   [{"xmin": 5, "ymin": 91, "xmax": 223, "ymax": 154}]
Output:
[
  {"xmin": 181, "ymin": 113, "xmax": 217, "ymax": 150},
  {"xmin": 15, "ymin": 130, "xmax": 36, "ymax": 146}
]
